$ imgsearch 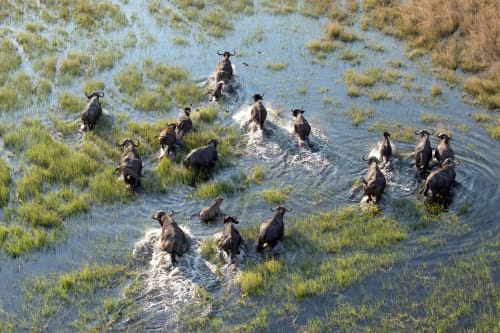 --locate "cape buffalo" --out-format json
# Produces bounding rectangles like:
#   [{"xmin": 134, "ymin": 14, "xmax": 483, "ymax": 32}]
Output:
[
  {"xmin": 414, "ymin": 129, "xmax": 434, "ymax": 175},
  {"xmin": 159, "ymin": 123, "xmax": 177, "ymax": 157},
  {"xmin": 183, "ymin": 138, "xmax": 219, "ymax": 170},
  {"xmin": 176, "ymin": 107, "xmax": 193, "ymax": 138},
  {"xmin": 215, "ymin": 50, "xmax": 235, "ymax": 83},
  {"xmin": 81, "ymin": 91, "xmax": 104, "ymax": 131},
  {"xmin": 115, "ymin": 139, "xmax": 143, "ymax": 191},
  {"xmin": 153, "ymin": 210, "xmax": 186, "ymax": 265},
  {"xmin": 379, "ymin": 131, "xmax": 392, "ymax": 165},
  {"xmin": 291, "ymin": 108, "xmax": 311, "ymax": 142},
  {"xmin": 218, "ymin": 215, "xmax": 243, "ymax": 260},
  {"xmin": 362, "ymin": 155, "xmax": 386, "ymax": 204},
  {"xmin": 199, "ymin": 196, "xmax": 223, "ymax": 222},
  {"xmin": 250, "ymin": 94, "xmax": 267, "ymax": 131},
  {"xmin": 212, "ymin": 81, "xmax": 224, "ymax": 102},
  {"xmin": 434, "ymin": 132, "xmax": 454, "ymax": 166},
  {"xmin": 420, "ymin": 158, "xmax": 458, "ymax": 201},
  {"xmin": 256, "ymin": 206, "xmax": 292, "ymax": 253}
]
